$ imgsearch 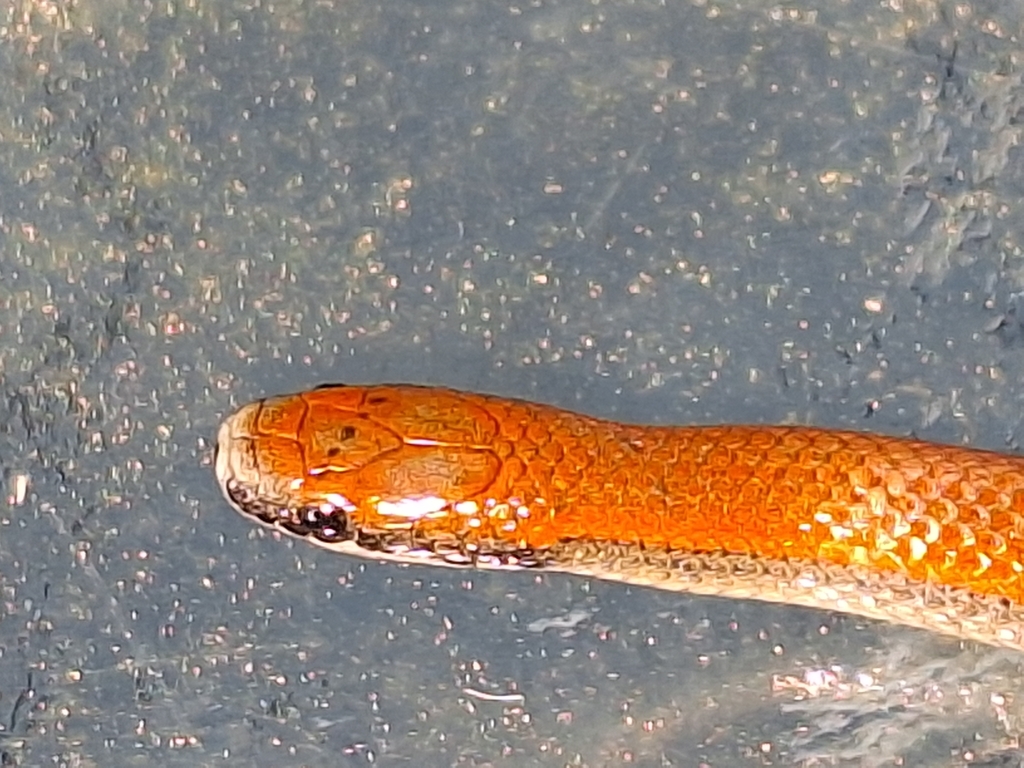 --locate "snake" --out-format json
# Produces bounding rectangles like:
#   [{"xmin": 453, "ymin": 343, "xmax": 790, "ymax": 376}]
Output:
[{"xmin": 214, "ymin": 383, "xmax": 1024, "ymax": 651}]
